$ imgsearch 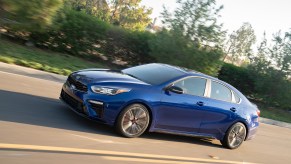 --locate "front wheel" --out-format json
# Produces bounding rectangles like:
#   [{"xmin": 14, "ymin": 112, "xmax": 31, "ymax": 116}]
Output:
[
  {"xmin": 220, "ymin": 122, "xmax": 247, "ymax": 149},
  {"xmin": 116, "ymin": 104, "xmax": 150, "ymax": 138}
]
